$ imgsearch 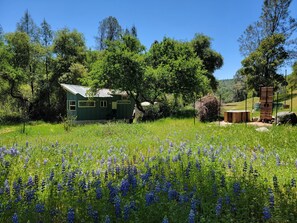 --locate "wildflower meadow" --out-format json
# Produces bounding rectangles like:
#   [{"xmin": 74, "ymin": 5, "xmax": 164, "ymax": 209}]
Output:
[{"xmin": 0, "ymin": 119, "xmax": 297, "ymax": 222}]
